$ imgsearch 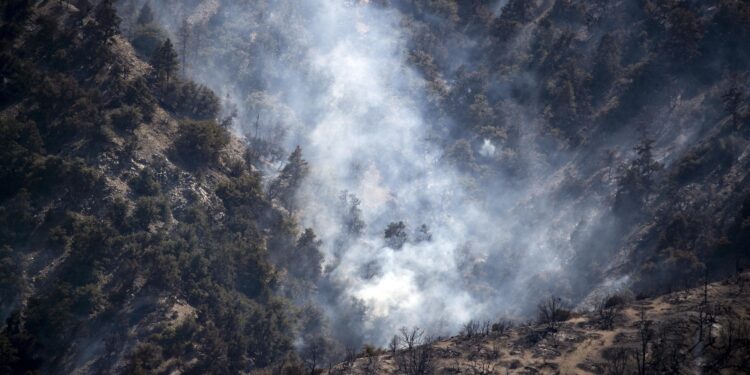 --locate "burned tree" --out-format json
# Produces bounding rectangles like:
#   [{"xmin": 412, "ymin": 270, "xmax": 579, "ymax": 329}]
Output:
[
  {"xmin": 392, "ymin": 327, "xmax": 434, "ymax": 375},
  {"xmin": 537, "ymin": 296, "xmax": 570, "ymax": 329}
]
